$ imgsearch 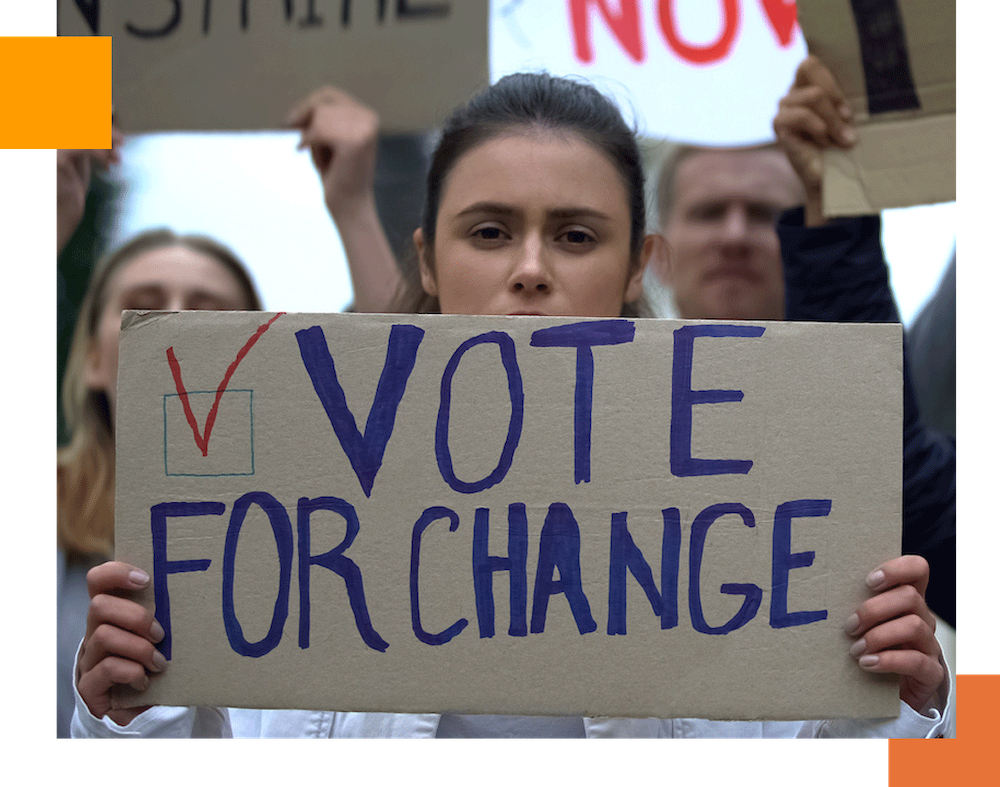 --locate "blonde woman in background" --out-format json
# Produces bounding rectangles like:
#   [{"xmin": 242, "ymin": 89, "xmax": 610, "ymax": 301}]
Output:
[{"xmin": 57, "ymin": 229, "xmax": 264, "ymax": 737}]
